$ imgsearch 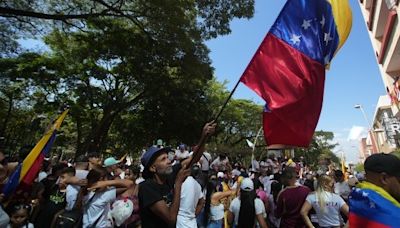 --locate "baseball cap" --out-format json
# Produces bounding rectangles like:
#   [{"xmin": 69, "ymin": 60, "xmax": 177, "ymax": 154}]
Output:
[
  {"xmin": 103, "ymin": 157, "xmax": 120, "ymax": 167},
  {"xmin": 141, "ymin": 146, "xmax": 170, "ymax": 168},
  {"xmin": 217, "ymin": 172, "xmax": 224, "ymax": 178},
  {"xmin": 364, "ymin": 153, "xmax": 400, "ymax": 177},
  {"xmin": 240, "ymin": 178, "xmax": 254, "ymax": 191}
]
